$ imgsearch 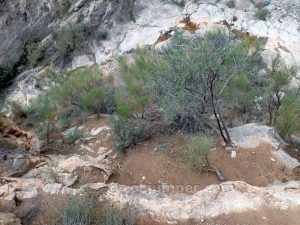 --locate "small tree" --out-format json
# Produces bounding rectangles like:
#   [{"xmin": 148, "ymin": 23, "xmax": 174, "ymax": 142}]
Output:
[
  {"xmin": 132, "ymin": 30, "xmax": 262, "ymax": 146},
  {"xmin": 110, "ymin": 52, "xmax": 156, "ymax": 151},
  {"xmin": 117, "ymin": 52, "xmax": 153, "ymax": 119},
  {"xmin": 30, "ymin": 93, "xmax": 57, "ymax": 142}
]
